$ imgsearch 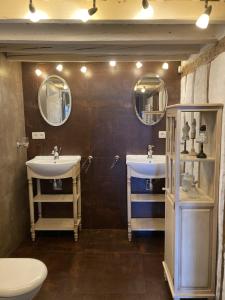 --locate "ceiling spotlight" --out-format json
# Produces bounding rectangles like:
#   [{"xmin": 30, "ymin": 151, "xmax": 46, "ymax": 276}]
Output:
[
  {"xmin": 136, "ymin": 61, "xmax": 143, "ymax": 69},
  {"xmin": 88, "ymin": 0, "xmax": 98, "ymax": 16},
  {"xmin": 56, "ymin": 64, "xmax": 63, "ymax": 72},
  {"xmin": 109, "ymin": 60, "xmax": 117, "ymax": 67},
  {"xmin": 80, "ymin": 66, "xmax": 87, "ymax": 74},
  {"xmin": 28, "ymin": 0, "xmax": 40, "ymax": 22},
  {"xmin": 142, "ymin": 0, "xmax": 149, "ymax": 9},
  {"xmin": 162, "ymin": 62, "xmax": 169, "ymax": 70},
  {"xmin": 196, "ymin": 0, "xmax": 212, "ymax": 29},
  {"xmin": 35, "ymin": 69, "xmax": 42, "ymax": 76}
]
